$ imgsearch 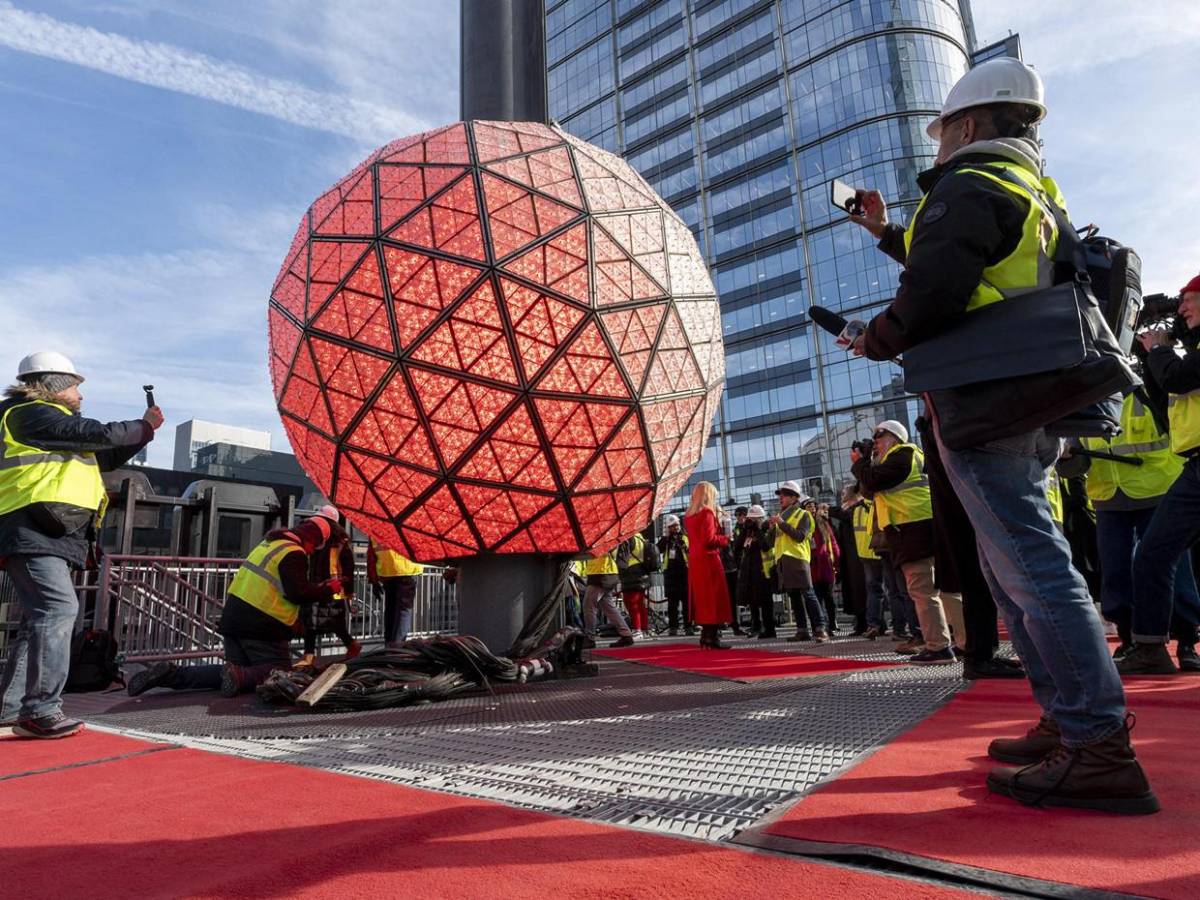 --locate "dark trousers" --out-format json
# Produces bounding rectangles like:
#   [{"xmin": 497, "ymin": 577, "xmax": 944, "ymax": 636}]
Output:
[
  {"xmin": 881, "ymin": 556, "xmax": 919, "ymax": 638},
  {"xmin": 302, "ymin": 606, "xmax": 354, "ymax": 654},
  {"xmin": 957, "ymin": 541, "xmax": 1002, "ymax": 662},
  {"xmin": 665, "ymin": 580, "xmax": 690, "ymax": 630},
  {"xmin": 1107, "ymin": 499, "xmax": 1200, "ymax": 645},
  {"xmin": 167, "ymin": 634, "xmax": 292, "ymax": 692},
  {"xmin": 383, "ymin": 576, "xmax": 417, "ymax": 647},
  {"xmin": 726, "ymin": 571, "xmax": 744, "ymax": 630},
  {"xmin": 788, "ymin": 588, "xmax": 825, "ymax": 632},
  {"xmin": 814, "ymin": 582, "xmax": 837, "ymax": 630},
  {"xmin": 738, "ymin": 574, "xmax": 774, "ymax": 635}
]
